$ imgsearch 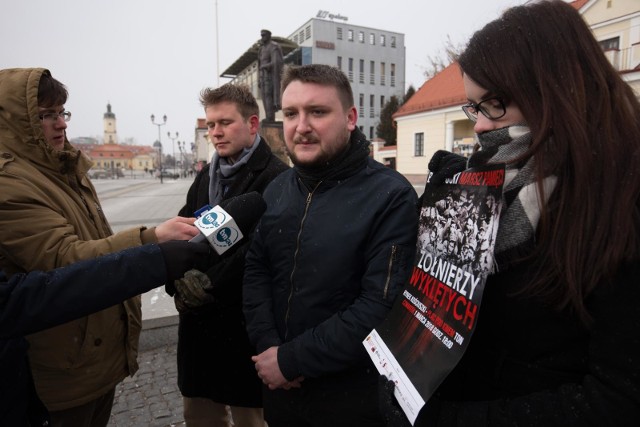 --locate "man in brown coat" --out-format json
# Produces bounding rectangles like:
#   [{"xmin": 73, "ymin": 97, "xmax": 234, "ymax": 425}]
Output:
[{"xmin": 0, "ymin": 67, "xmax": 198, "ymax": 426}]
